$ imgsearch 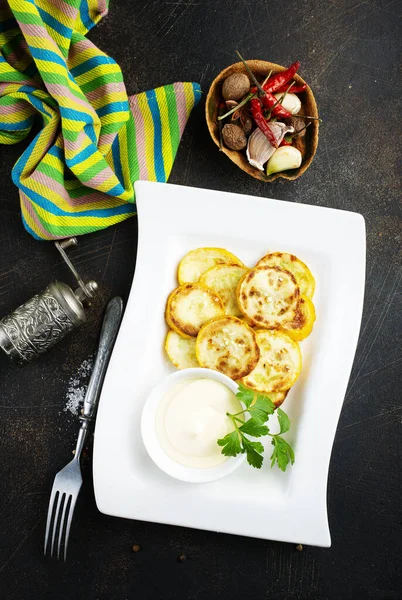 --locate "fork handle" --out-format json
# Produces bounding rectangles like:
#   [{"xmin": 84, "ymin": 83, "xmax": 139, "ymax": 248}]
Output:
[
  {"xmin": 74, "ymin": 420, "xmax": 90, "ymax": 459},
  {"xmin": 82, "ymin": 297, "xmax": 124, "ymax": 420}
]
